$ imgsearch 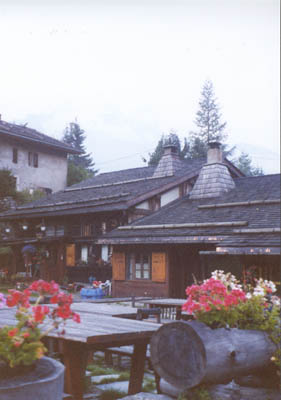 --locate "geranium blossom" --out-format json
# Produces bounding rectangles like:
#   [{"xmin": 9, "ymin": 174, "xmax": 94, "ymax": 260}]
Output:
[
  {"xmin": 0, "ymin": 280, "xmax": 80, "ymax": 368},
  {"xmin": 183, "ymin": 270, "xmax": 280, "ymax": 322},
  {"xmin": 183, "ymin": 276, "xmax": 247, "ymax": 314}
]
